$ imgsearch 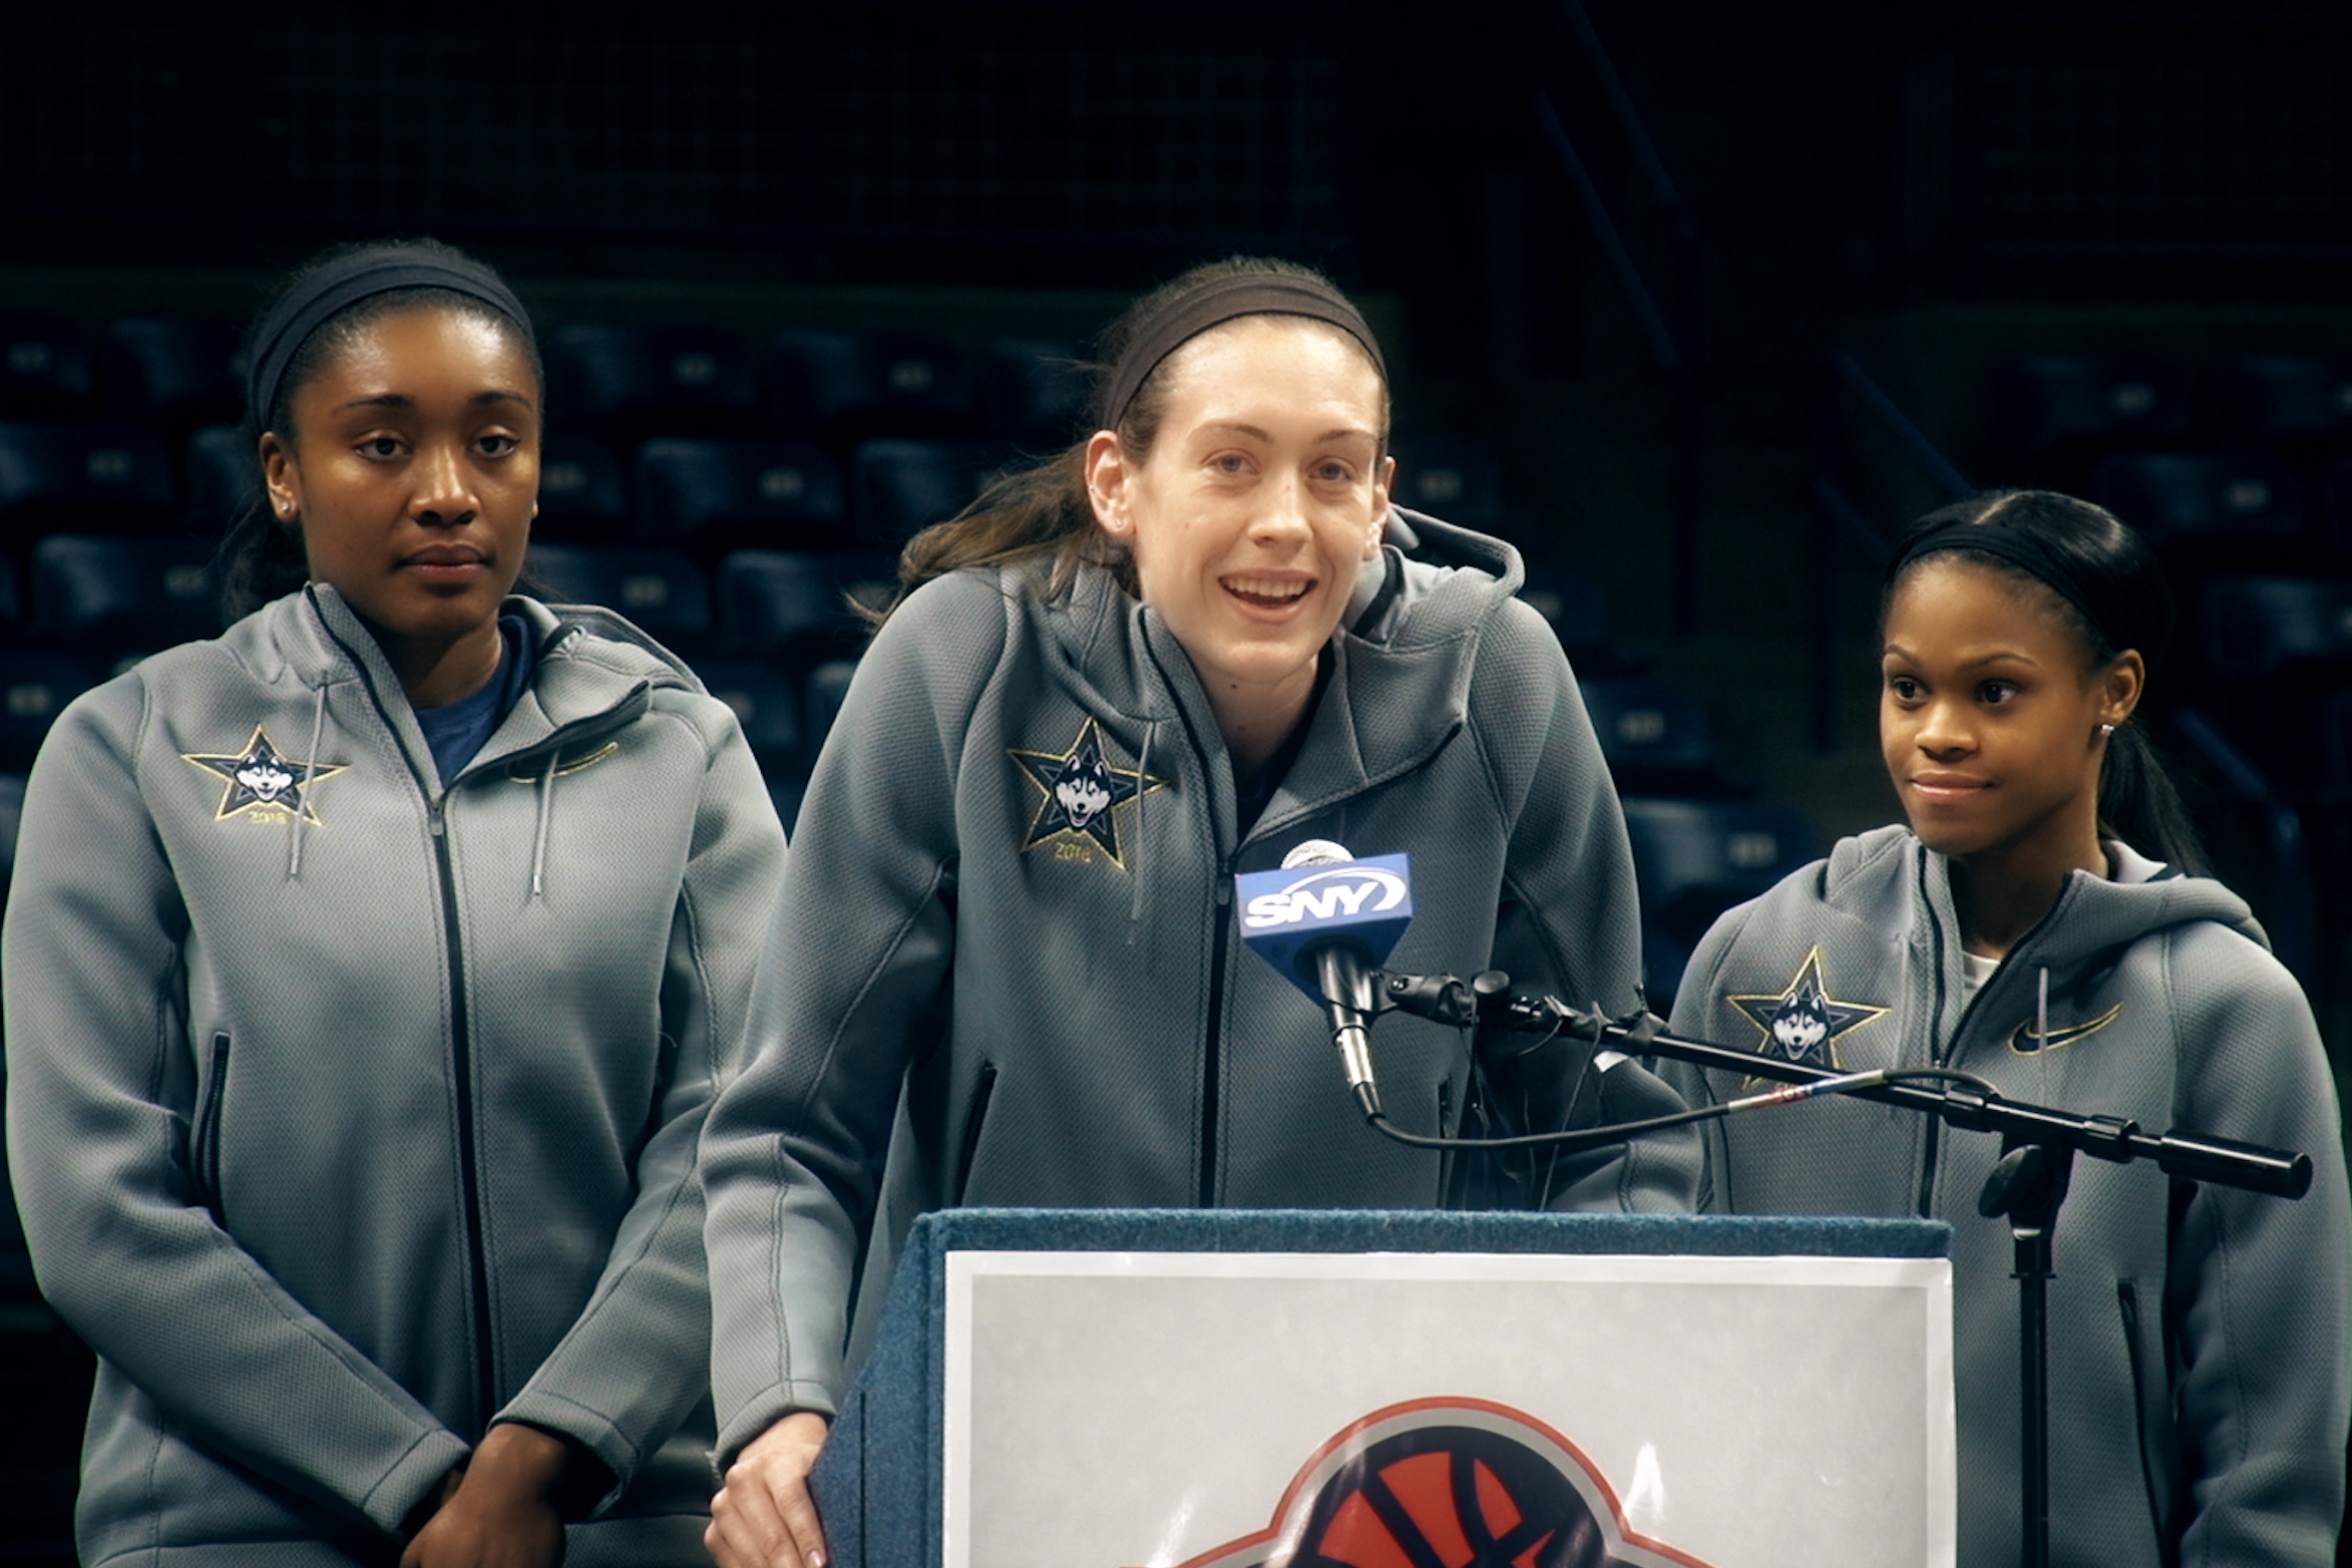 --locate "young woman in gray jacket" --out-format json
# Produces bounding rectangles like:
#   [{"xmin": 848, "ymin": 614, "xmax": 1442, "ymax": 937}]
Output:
[
  {"xmin": 700, "ymin": 258, "xmax": 1698, "ymax": 1568},
  {"xmin": 3, "ymin": 241, "xmax": 787, "ymax": 1566},
  {"xmin": 1664, "ymin": 491, "xmax": 2351, "ymax": 1567}
]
